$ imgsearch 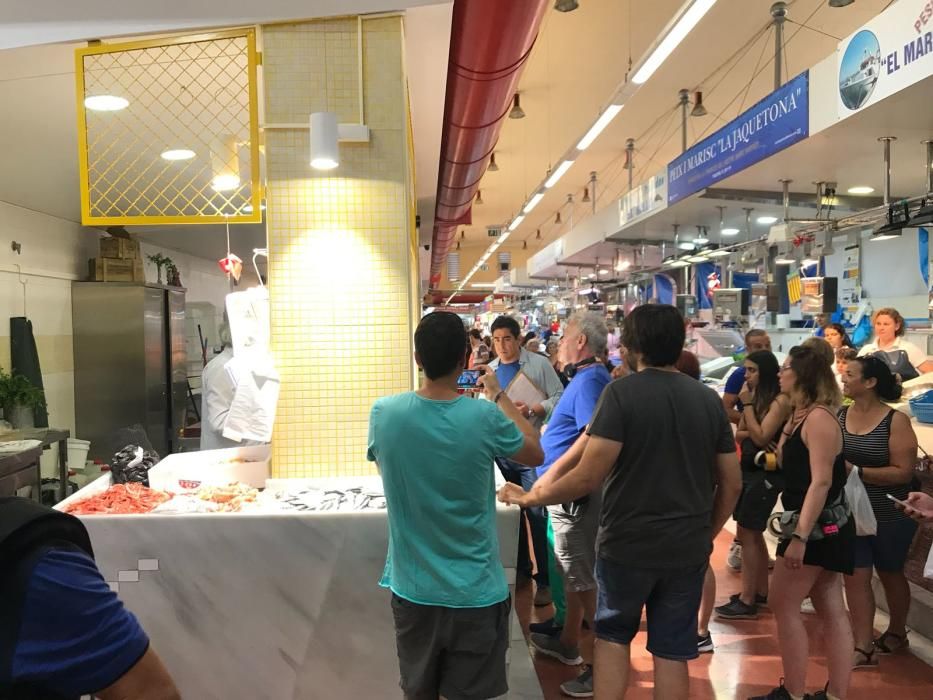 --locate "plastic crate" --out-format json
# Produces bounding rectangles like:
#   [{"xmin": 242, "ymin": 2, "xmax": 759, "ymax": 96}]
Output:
[{"xmin": 909, "ymin": 390, "xmax": 933, "ymax": 424}]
